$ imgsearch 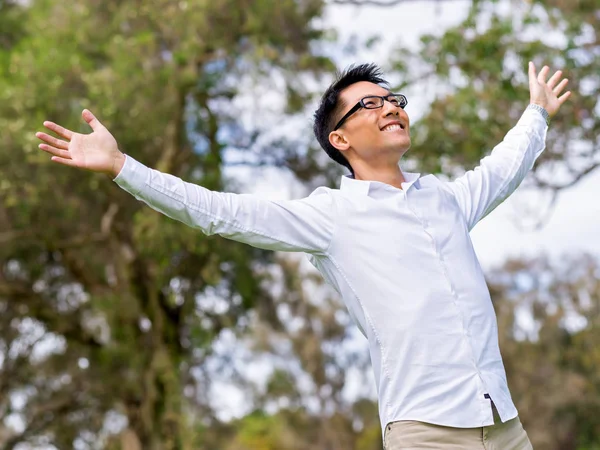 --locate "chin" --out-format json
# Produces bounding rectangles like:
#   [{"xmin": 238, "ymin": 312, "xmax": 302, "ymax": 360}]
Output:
[{"xmin": 388, "ymin": 138, "xmax": 411, "ymax": 154}]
